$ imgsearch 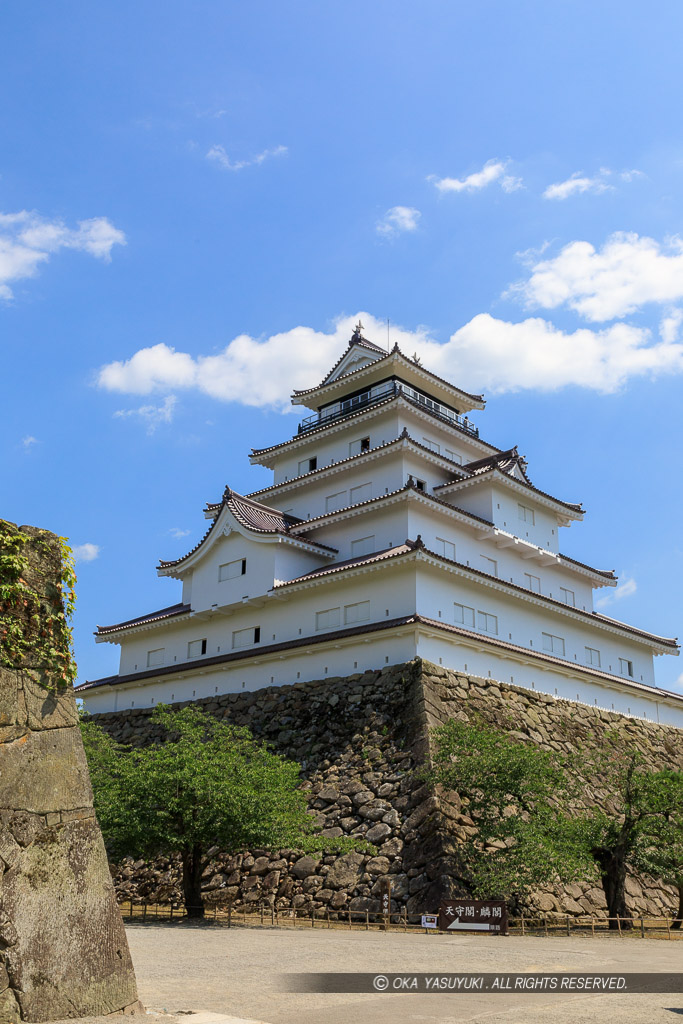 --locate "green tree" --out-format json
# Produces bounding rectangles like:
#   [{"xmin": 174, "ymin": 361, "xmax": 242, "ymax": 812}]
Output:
[
  {"xmin": 581, "ymin": 747, "xmax": 683, "ymax": 928},
  {"xmin": 429, "ymin": 717, "xmax": 589, "ymax": 910},
  {"xmin": 81, "ymin": 704, "xmax": 364, "ymax": 918}
]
